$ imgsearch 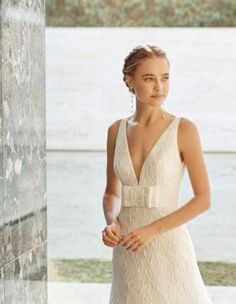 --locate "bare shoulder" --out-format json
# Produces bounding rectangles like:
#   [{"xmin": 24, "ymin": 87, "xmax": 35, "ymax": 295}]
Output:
[
  {"xmin": 107, "ymin": 118, "xmax": 123, "ymax": 146},
  {"xmin": 178, "ymin": 116, "xmax": 202, "ymax": 153},
  {"xmin": 108, "ymin": 118, "xmax": 122, "ymax": 133},
  {"xmin": 179, "ymin": 116, "xmax": 198, "ymax": 131},
  {"xmin": 177, "ymin": 117, "xmax": 211, "ymax": 207},
  {"xmin": 105, "ymin": 119, "xmax": 123, "ymax": 197},
  {"xmin": 179, "ymin": 117, "xmax": 198, "ymax": 135}
]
